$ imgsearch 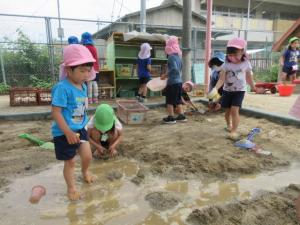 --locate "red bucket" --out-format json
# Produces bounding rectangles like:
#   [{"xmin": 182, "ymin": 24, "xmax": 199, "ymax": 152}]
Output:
[{"xmin": 277, "ymin": 84, "xmax": 295, "ymax": 96}]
